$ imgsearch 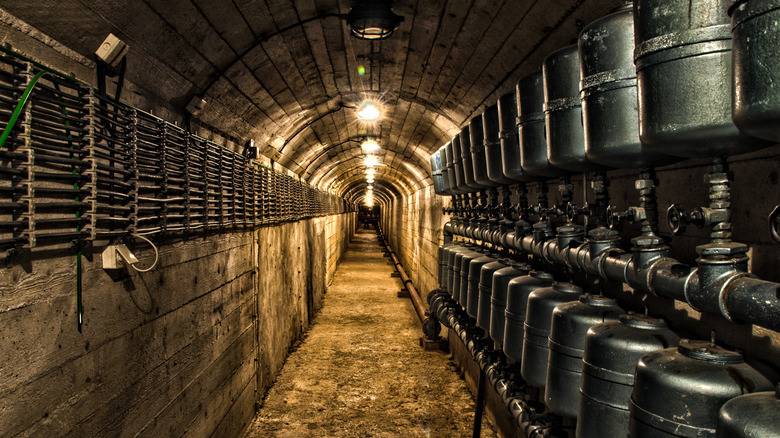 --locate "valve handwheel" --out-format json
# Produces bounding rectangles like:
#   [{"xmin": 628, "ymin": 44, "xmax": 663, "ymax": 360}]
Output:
[
  {"xmin": 666, "ymin": 203, "xmax": 687, "ymax": 235},
  {"xmin": 769, "ymin": 205, "xmax": 780, "ymax": 244}
]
